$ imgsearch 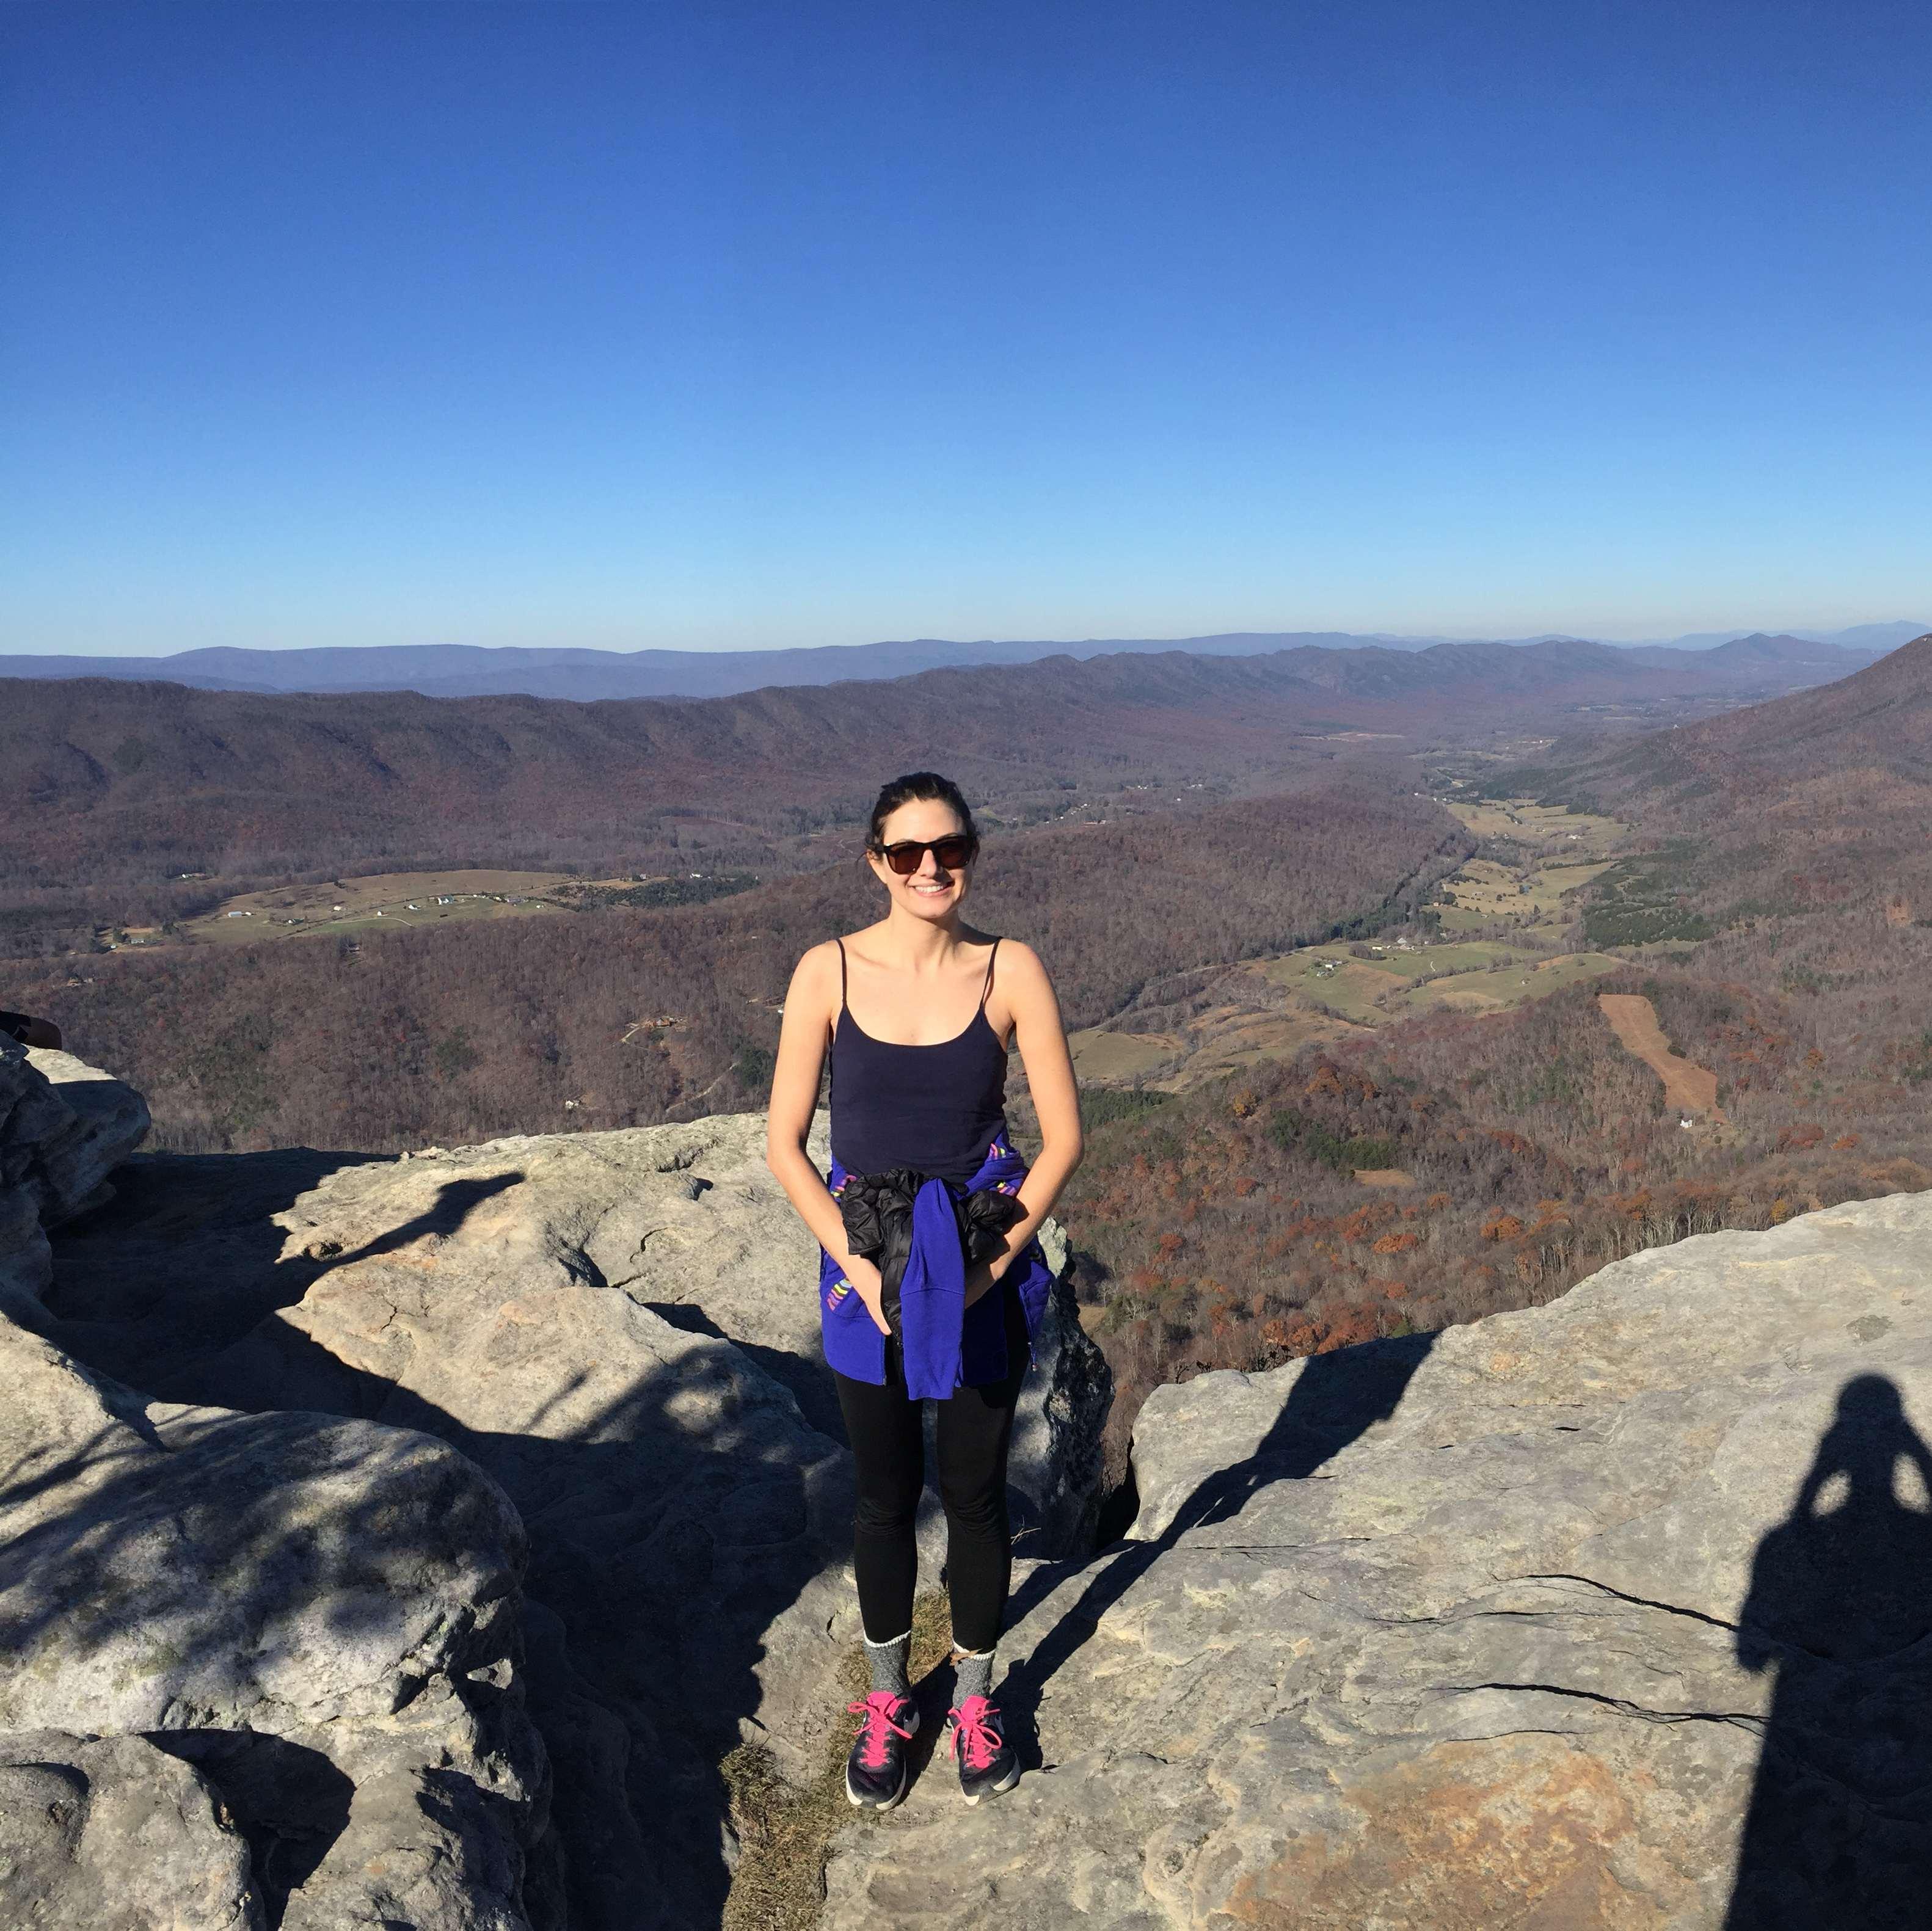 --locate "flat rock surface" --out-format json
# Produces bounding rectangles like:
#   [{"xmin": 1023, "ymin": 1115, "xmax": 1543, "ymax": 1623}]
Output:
[
  {"xmin": 823, "ymin": 1191, "xmax": 1932, "ymax": 1930},
  {"xmin": 0, "ymin": 1730, "xmax": 263, "ymax": 1931}
]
